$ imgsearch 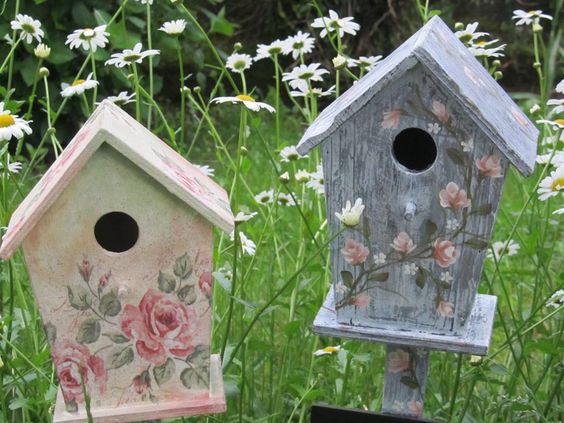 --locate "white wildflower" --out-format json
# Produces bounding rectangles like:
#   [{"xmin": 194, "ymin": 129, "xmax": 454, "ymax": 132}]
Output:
[
  {"xmin": 159, "ymin": 19, "xmax": 187, "ymax": 36},
  {"xmin": 347, "ymin": 55, "xmax": 383, "ymax": 71},
  {"xmin": 295, "ymin": 169, "xmax": 311, "ymax": 183},
  {"xmin": 512, "ymin": 10, "xmax": 553, "ymax": 26},
  {"xmin": 282, "ymin": 31, "xmax": 315, "ymax": 59},
  {"xmin": 211, "ymin": 94, "xmax": 275, "ymax": 113},
  {"xmin": 277, "ymin": 192, "xmax": 297, "ymax": 206},
  {"xmin": 10, "ymin": 14, "xmax": 44, "ymax": 44},
  {"xmin": 290, "ymin": 84, "xmax": 335, "ymax": 98},
  {"xmin": 538, "ymin": 166, "xmax": 564, "ymax": 200},
  {"xmin": 546, "ymin": 289, "xmax": 564, "ymax": 308},
  {"xmin": 306, "ymin": 164, "xmax": 325, "ymax": 195},
  {"xmin": 234, "ymin": 211, "xmax": 257, "ymax": 223},
  {"xmin": 230, "ymin": 231, "xmax": 256, "ymax": 256},
  {"xmin": 105, "ymin": 43, "xmax": 160, "ymax": 68},
  {"xmin": 254, "ymin": 189, "xmax": 274, "ymax": 205},
  {"xmin": 226, "ymin": 53, "xmax": 252, "ymax": 74},
  {"xmin": 100, "ymin": 91, "xmax": 135, "ymax": 106},
  {"xmin": 255, "ymin": 39, "xmax": 286, "ymax": 61},
  {"xmin": 282, "ymin": 63, "xmax": 329, "ymax": 92},
  {"xmin": 60, "ymin": 73, "xmax": 98, "ymax": 98},
  {"xmin": 311, "ymin": 9, "xmax": 360, "ymax": 38},
  {"xmin": 194, "ymin": 164, "xmax": 215, "ymax": 177},
  {"xmin": 280, "ymin": 145, "xmax": 306, "ymax": 162},
  {"xmin": 66, "ymin": 25, "xmax": 109, "ymax": 52},
  {"xmin": 455, "ymin": 22, "xmax": 489, "ymax": 44},
  {"xmin": 0, "ymin": 102, "xmax": 32, "ymax": 142},
  {"xmin": 313, "ymin": 345, "xmax": 341, "ymax": 356},
  {"xmin": 488, "ymin": 240, "xmax": 520, "ymax": 261},
  {"xmin": 34, "ymin": 43, "xmax": 50, "ymax": 59},
  {"xmin": 335, "ymin": 198, "xmax": 364, "ymax": 227}
]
